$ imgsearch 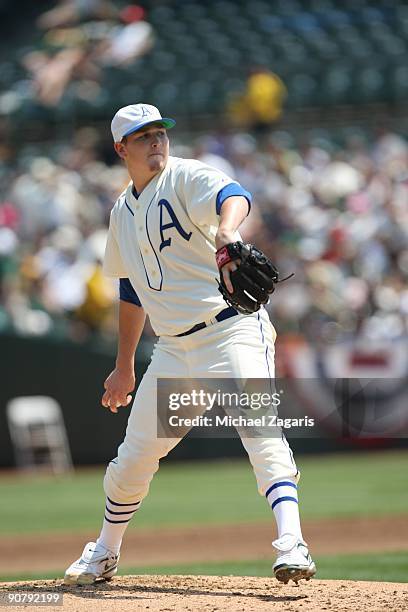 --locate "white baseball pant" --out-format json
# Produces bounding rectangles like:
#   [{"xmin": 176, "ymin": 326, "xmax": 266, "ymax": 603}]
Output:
[{"xmin": 104, "ymin": 308, "xmax": 298, "ymax": 504}]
